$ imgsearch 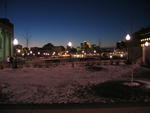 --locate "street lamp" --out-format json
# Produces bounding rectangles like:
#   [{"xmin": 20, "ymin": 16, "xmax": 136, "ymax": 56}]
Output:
[
  {"xmin": 120, "ymin": 54, "xmax": 123, "ymax": 58},
  {"xmin": 110, "ymin": 55, "xmax": 113, "ymax": 59},
  {"xmin": 17, "ymin": 49, "xmax": 21, "ymax": 53},
  {"xmin": 68, "ymin": 41, "xmax": 72, "ymax": 47},
  {"xmin": 145, "ymin": 41, "xmax": 149, "ymax": 47},
  {"xmin": 38, "ymin": 52, "xmax": 40, "ymax": 55},
  {"xmin": 30, "ymin": 51, "xmax": 33, "ymax": 54},
  {"xmin": 13, "ymin": 38, "xmax": 18, "ymax": 45},
  {"xmin": 13, "ymin": 38, "xmax": 19, "ymax": 68},
  {"xmin": 52, "ymin": 52, "xmax": 56, "ymax": 56},
  {"xmin": 82, "ymin": 50, "xmax": 84, "ymax": 54},
  {"xmin": 125, "ymin": 34, "xmax": 131, "ymax": 63},
  {"xmin": 22, "ymin": 53, "xmax": 25, "ymax": 56},
  {"xmin": 142, "ymin": 41, "xmax": 149, "ymax": 64},
  {"xmin": 125, "ymin": 34, "xmax": 131, "ymax": 41}
]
